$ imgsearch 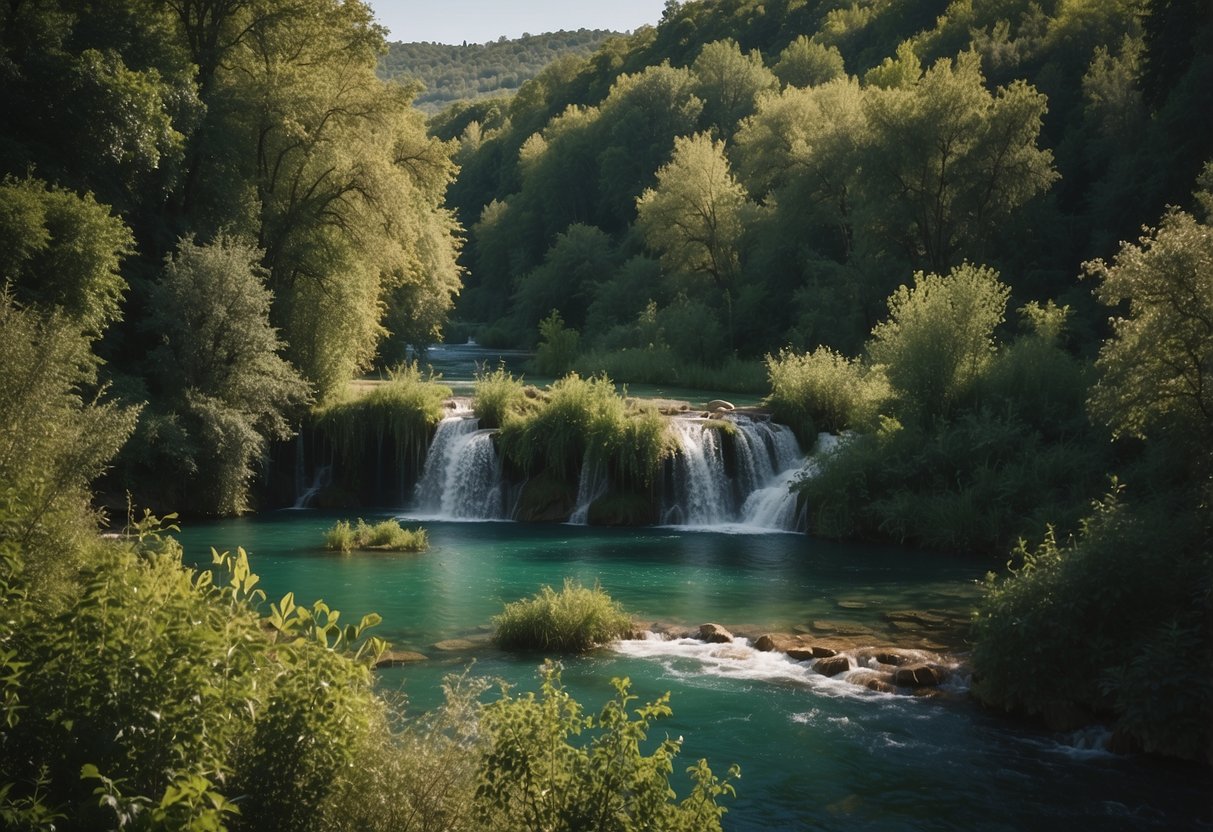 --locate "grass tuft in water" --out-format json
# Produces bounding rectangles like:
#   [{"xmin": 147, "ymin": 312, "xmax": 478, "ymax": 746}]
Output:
[
  {"xmin": 493, "ymin": 578, "xmax": 632, "ymax": 653},
  {"xmin": 324, "ymin": 518, "xmax": 428, "ymax": 553}
]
